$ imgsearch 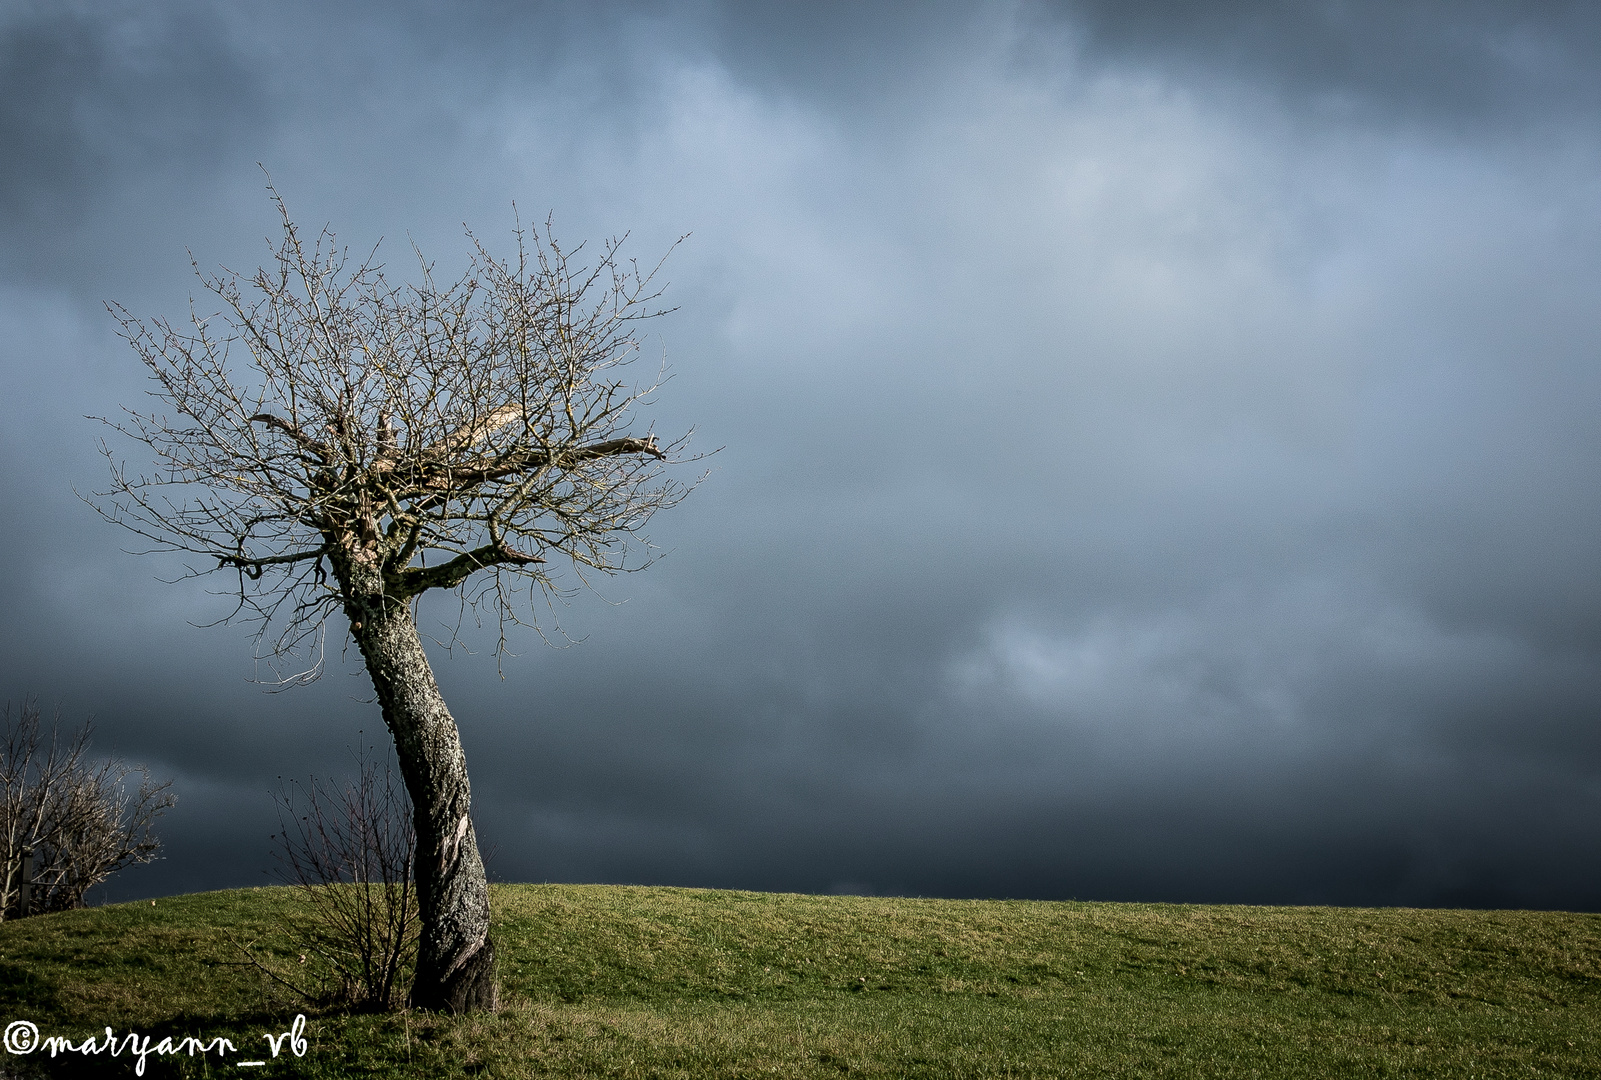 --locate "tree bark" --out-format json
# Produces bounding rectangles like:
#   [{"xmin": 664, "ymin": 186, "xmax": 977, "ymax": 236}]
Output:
[{"xmin": 342, "ymin": 561, "xmax": 498, "ymax": 1013}]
